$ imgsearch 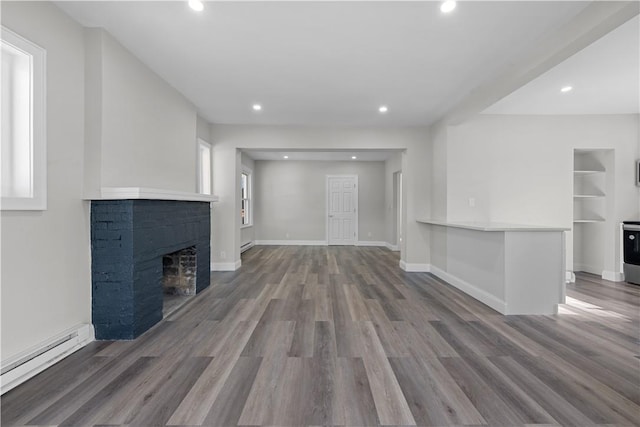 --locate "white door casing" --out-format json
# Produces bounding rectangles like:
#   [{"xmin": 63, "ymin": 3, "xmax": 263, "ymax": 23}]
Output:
[
  {"xmin": 397, "ymin": 171, "xmax": 403, "ymax": 247},
  {"xmin": 326, "ymin": 175, "xmax": 358, "ymax": 245}
]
